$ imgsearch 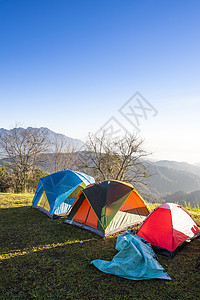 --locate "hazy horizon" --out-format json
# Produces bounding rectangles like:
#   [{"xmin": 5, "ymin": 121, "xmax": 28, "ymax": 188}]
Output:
[{"xmin": 0, "ymin": 125, "xmax": 199, "ymax": 165}]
